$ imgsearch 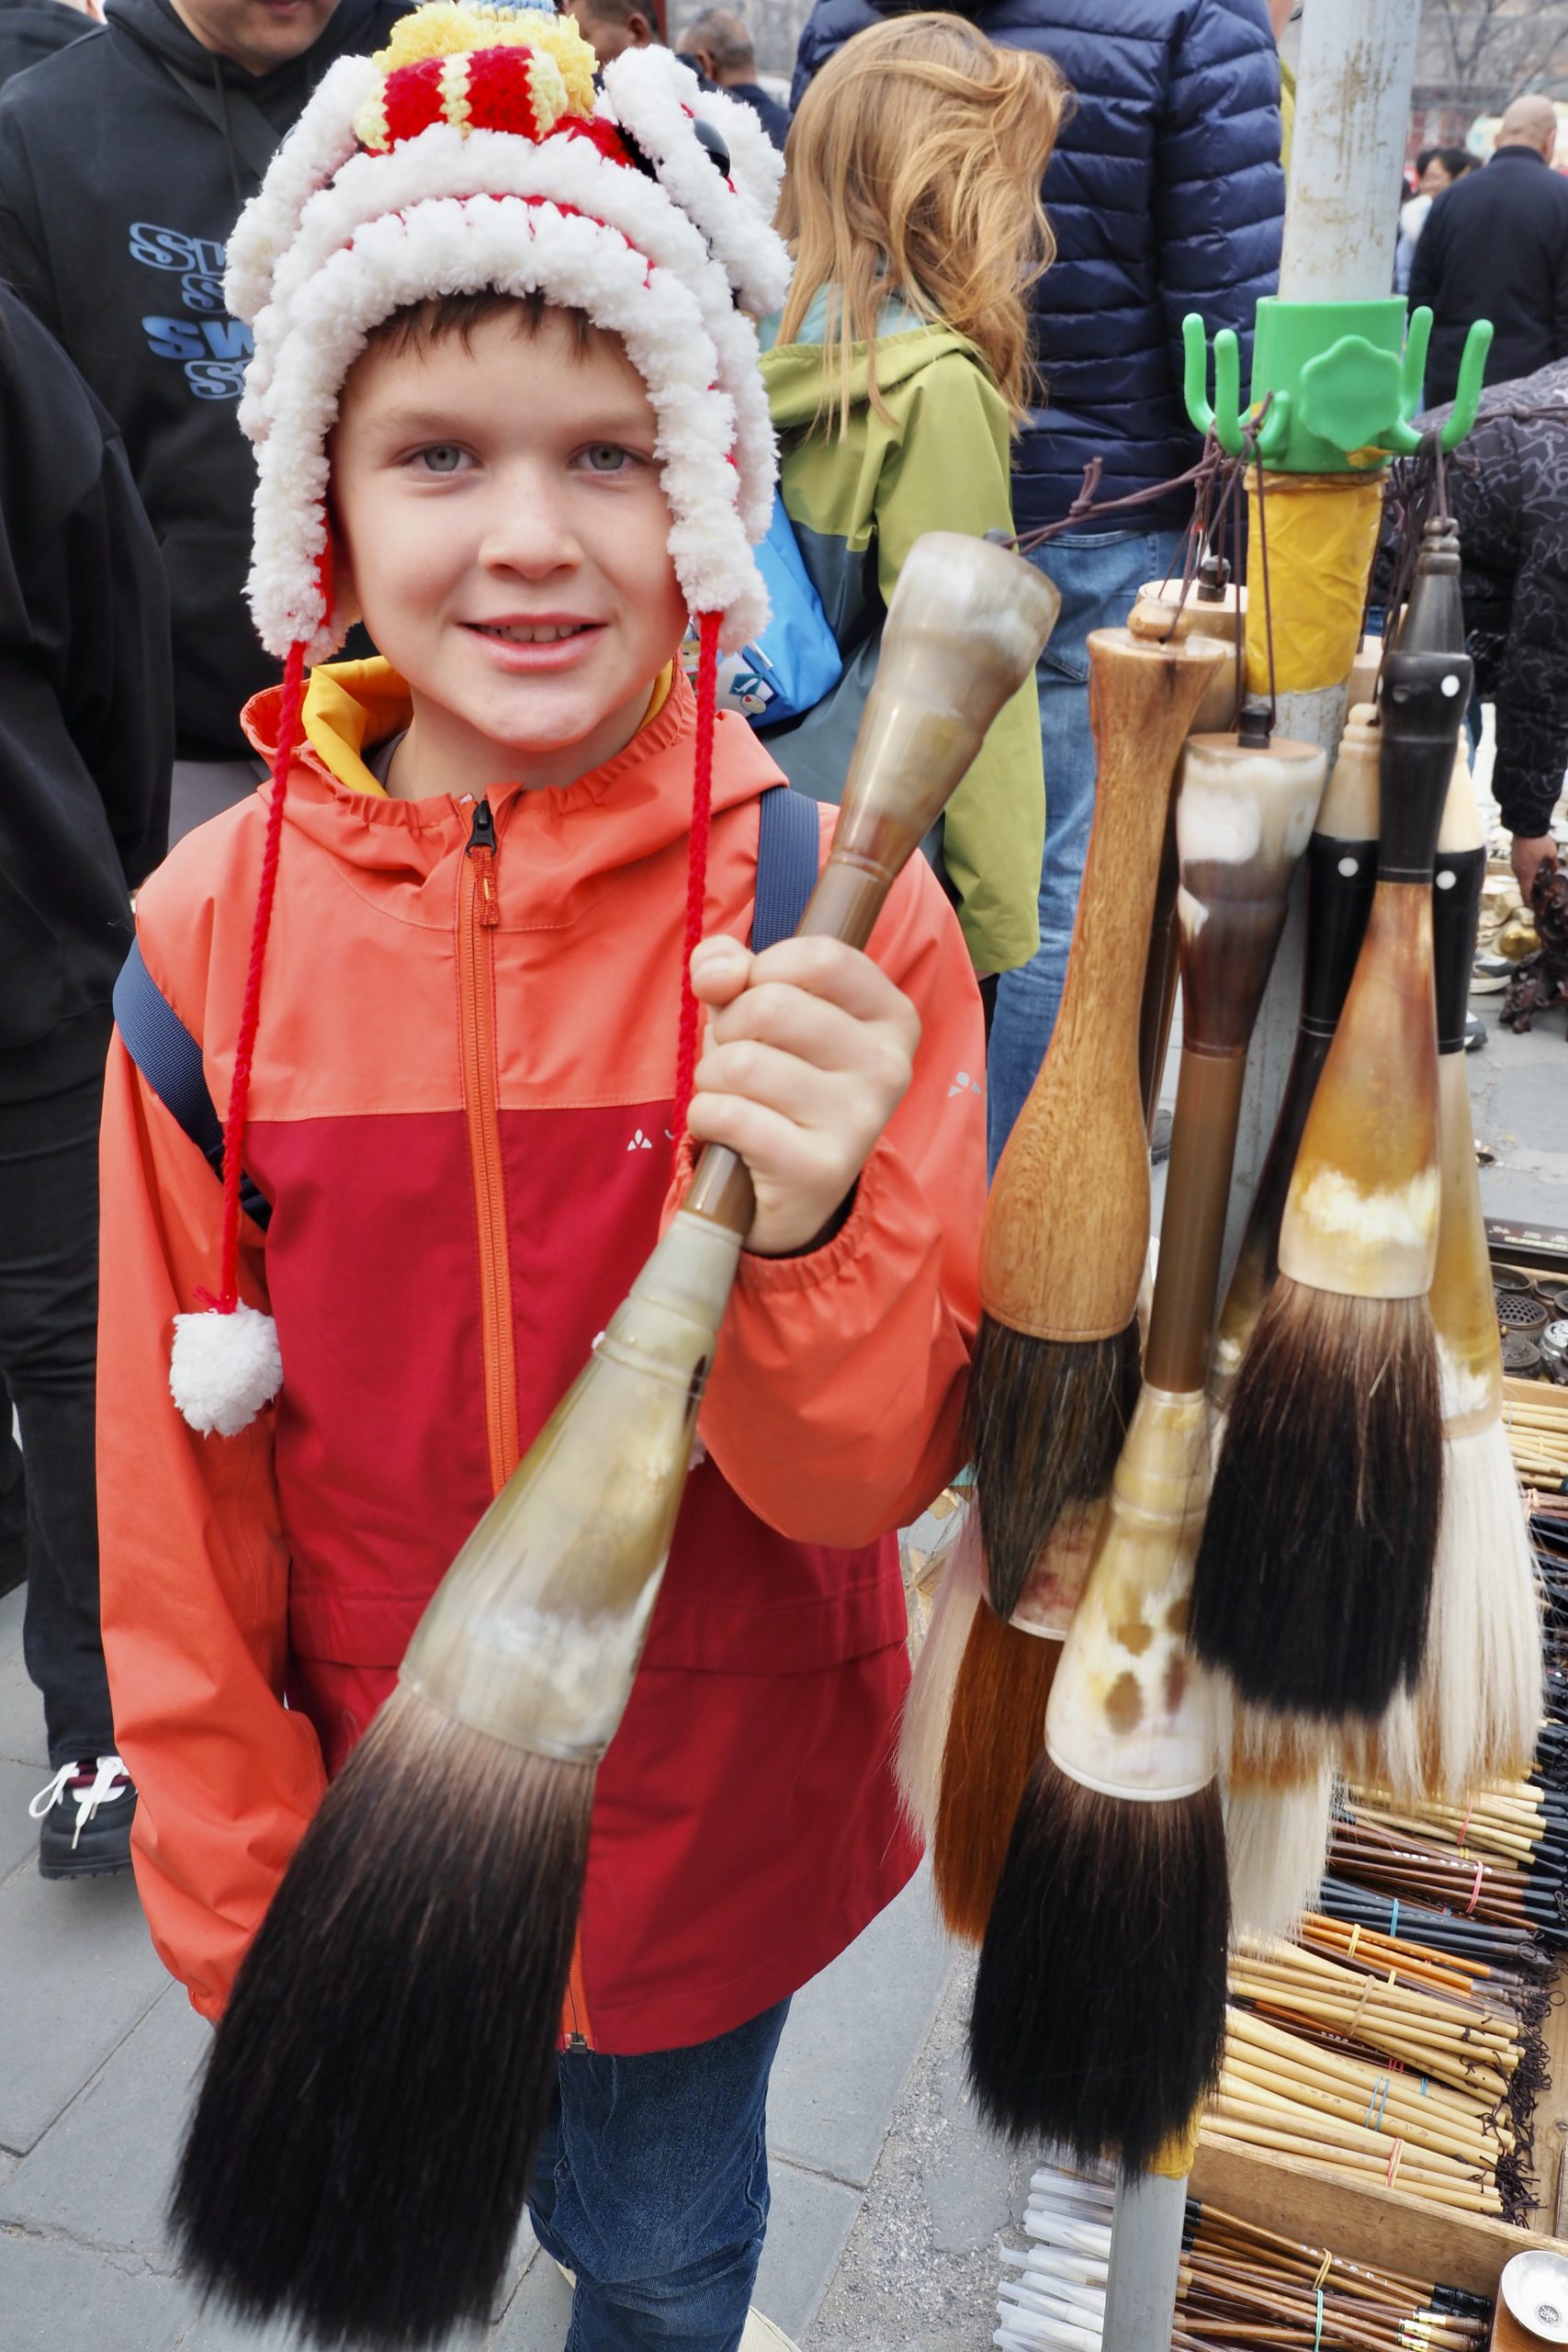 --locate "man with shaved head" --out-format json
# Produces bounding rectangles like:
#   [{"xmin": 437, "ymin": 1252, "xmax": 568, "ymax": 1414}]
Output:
[{"xmin": 1411, "ymin": 94, "xmax": 1568, "ymax": 404}]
